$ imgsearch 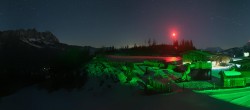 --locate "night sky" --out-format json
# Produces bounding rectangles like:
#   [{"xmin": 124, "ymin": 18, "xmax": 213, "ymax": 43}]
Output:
[{"xmin": 1, "ymin": 0, "xmax": 250, "ymax": 49}]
